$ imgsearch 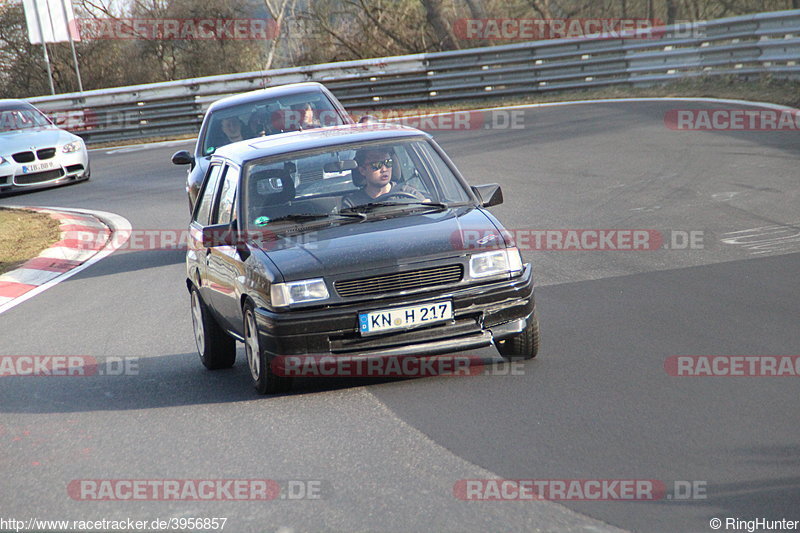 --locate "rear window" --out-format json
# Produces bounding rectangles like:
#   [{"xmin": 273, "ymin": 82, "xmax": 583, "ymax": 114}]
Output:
[{"xmin": 201, "ymin": 91, "xmax": 346, "ymax": 156}]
